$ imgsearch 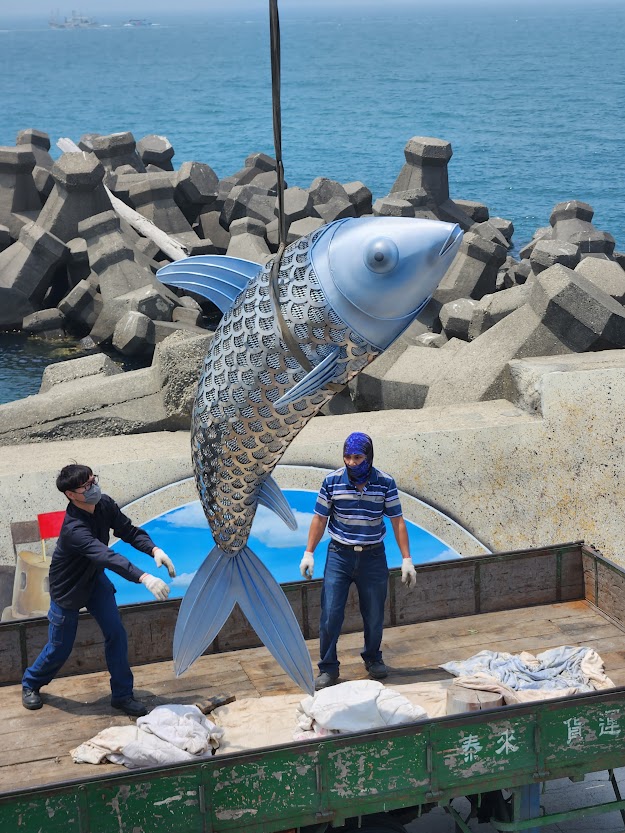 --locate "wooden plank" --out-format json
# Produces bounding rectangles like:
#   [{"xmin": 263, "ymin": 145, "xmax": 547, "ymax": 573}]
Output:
[
  {"xmin": 560, "ymin": 548, "xmax": 584, "ymax": 600},
  {"xmin": 595, "ymin": 560, "xmax": 625, "ymax": 628},
  {"xmin": 2, "ymin": 599, "xmax": 622, "ymax": 797},
  {"xmin": 479, "ymin": 553, "xmax": 559, "ymax": 612},
  {"xmin": 0, "ymin": 628, "xmax": 23, "ymax": 682},
  {"xmin": 0, "ymin": 545, "xmax": 590, "ymax": 686},
  {"xmin": 391, "ymin": 562, "xmax": 476, "ymax": 624},
  {"xmin": 582, "ymin": 550, "xmax": 598, "ymax": 605}
]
